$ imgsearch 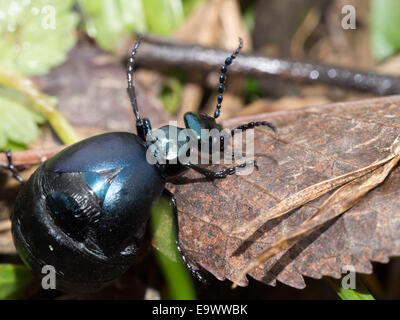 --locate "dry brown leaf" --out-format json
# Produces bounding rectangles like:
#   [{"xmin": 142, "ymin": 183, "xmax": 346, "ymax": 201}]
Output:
[
  {"xmin": 237, "ymin": 96, "xmax": 331, "ymax": 117},
  {"xmin": 170, "ymin": 95, "xmax": 400, "ymax": 289},
  {"xmin": 233, "ymin": 151, "xmax": 400, "ymax": 286}
]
